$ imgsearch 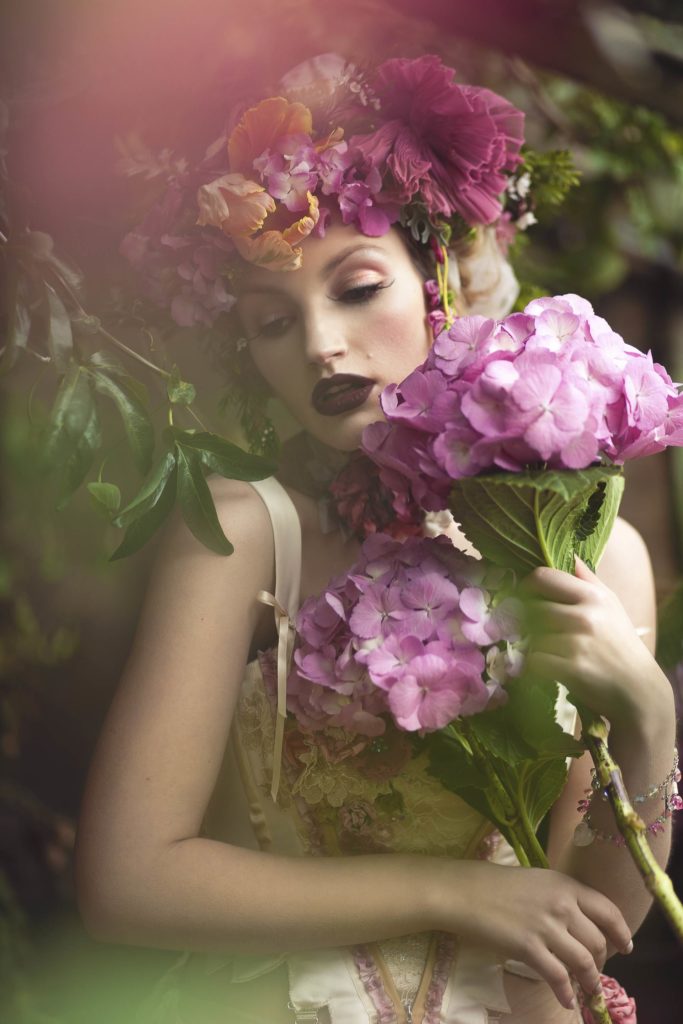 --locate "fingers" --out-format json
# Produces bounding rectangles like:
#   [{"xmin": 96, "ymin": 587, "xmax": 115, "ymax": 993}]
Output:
[
  {"xmin": 577, "ymin": 889, "xmax": 632, "ymax": 956},
  {"xmin": 522, "ymin": 943, "xmax": 577, "ymax": 1011},
  {"xmin": 520, "ymin": 567, "xmax": 584, "ymax": 603},
  {"xmin": 520, "ymin": 565, "xmax": 594, "ymax": 603},
  {"xmin": 524, "ymin": 600, "xmax": 585, "ymax": 634}
]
